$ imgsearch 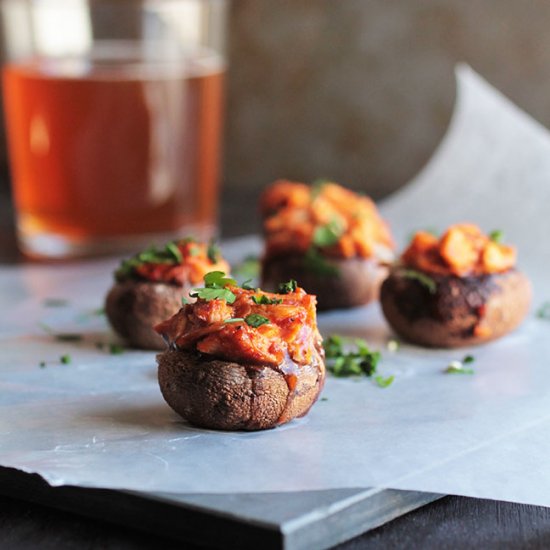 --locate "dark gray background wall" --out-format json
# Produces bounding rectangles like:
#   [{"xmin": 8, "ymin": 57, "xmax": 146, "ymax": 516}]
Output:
[{"xmin": 224, "ymin": 0, "xmax": 550, "ymax": 200}]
